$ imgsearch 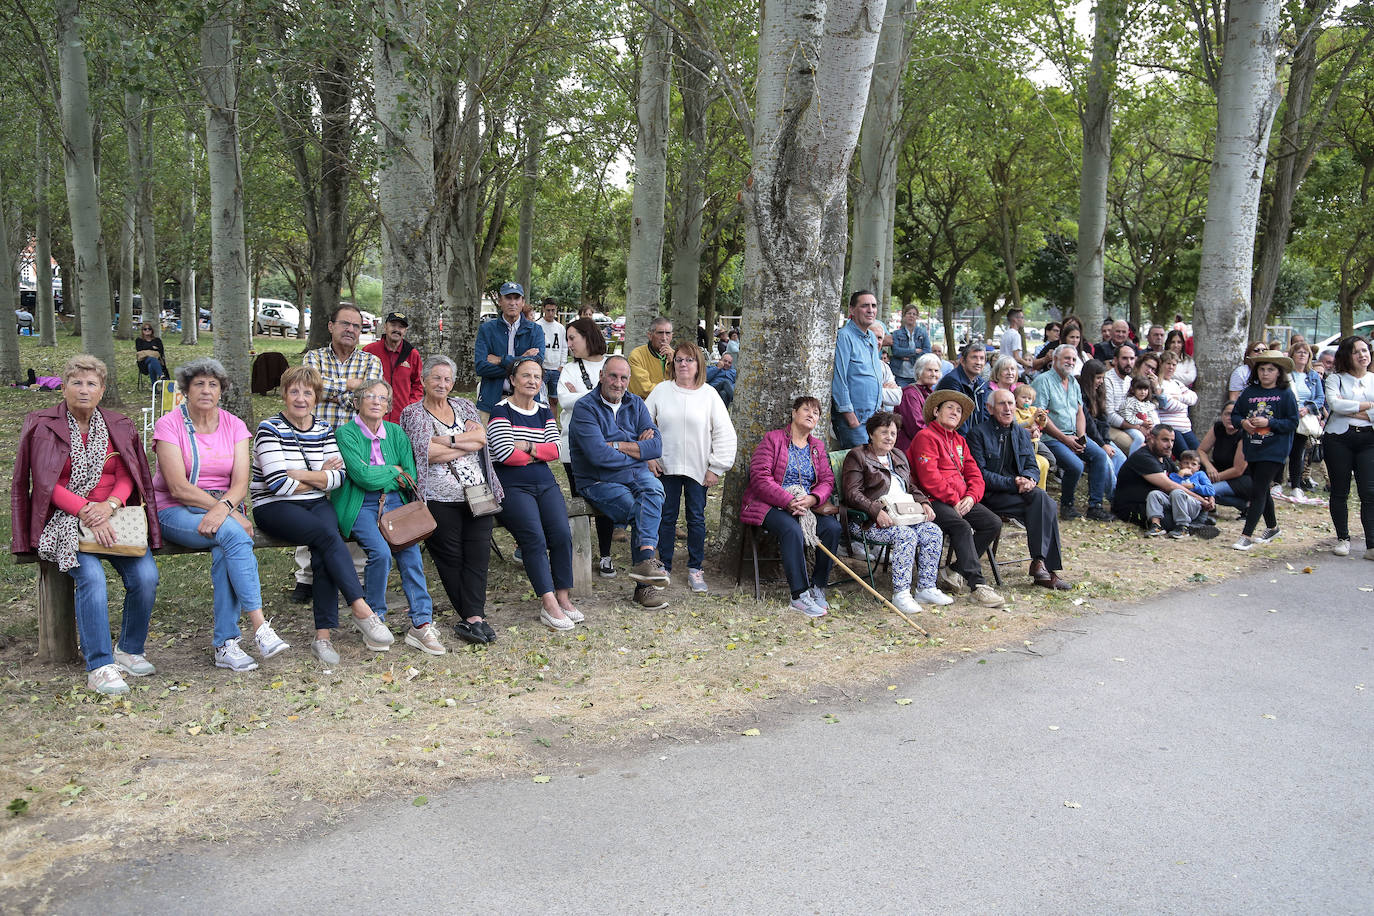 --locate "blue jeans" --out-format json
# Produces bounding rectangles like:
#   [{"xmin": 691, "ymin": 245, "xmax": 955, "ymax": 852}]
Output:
[
  {"xmin": 543, "ymin": 368, "xmax": 561, "ymax": 405},
  {"xmin": 831, "ymin": 408, "xmax": 871, "ymax": 448},
  {"xmin": 580, "ymin": 468, "xmax": 665, "ymax": 558},
  {"xmin": 659, "ymin": 476, "xmax": 706, "ymax": 571},
  {"xmin": 158, "ymin": 505, "xmax": 263, "ymax": 646},
  {"xmin": 351, "ymin": 491, "xmax": 434, "ymax": 626},
  {"xmin": 1043, "ymin": 436, "xmax": 1110, "ymax": 508},
  {"xmin": 1102, "ymin": 442, "xmax": 1126, "ymax": 498},
  {"xmin": 66, "ymin": 549, "xmax": 158, "ymax": 671},
  {"xmin": 143, "ymin": 356, "xmax": 165, "ymax": 385}
]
